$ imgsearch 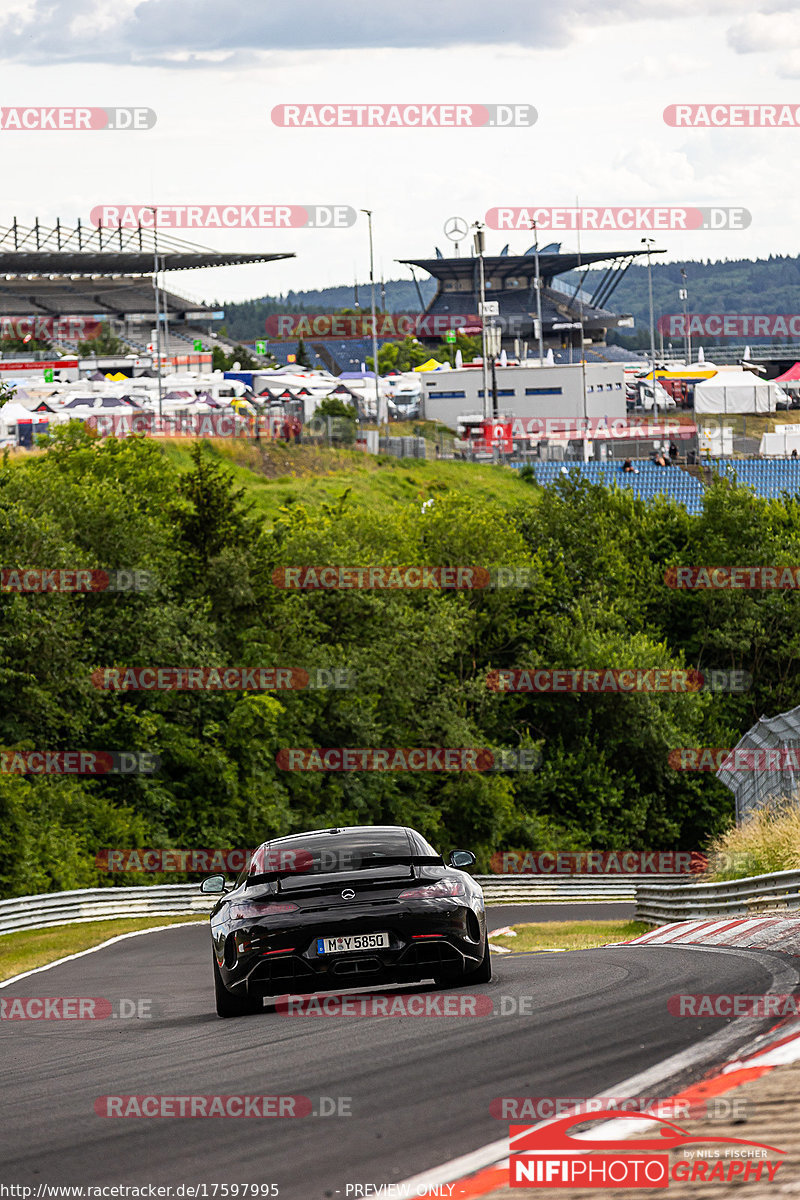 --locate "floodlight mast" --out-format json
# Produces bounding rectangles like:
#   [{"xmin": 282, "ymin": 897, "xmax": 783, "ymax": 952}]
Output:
[{"xmin": 360, "ymin": 209, "xmax": 383, "ymax": 433}]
